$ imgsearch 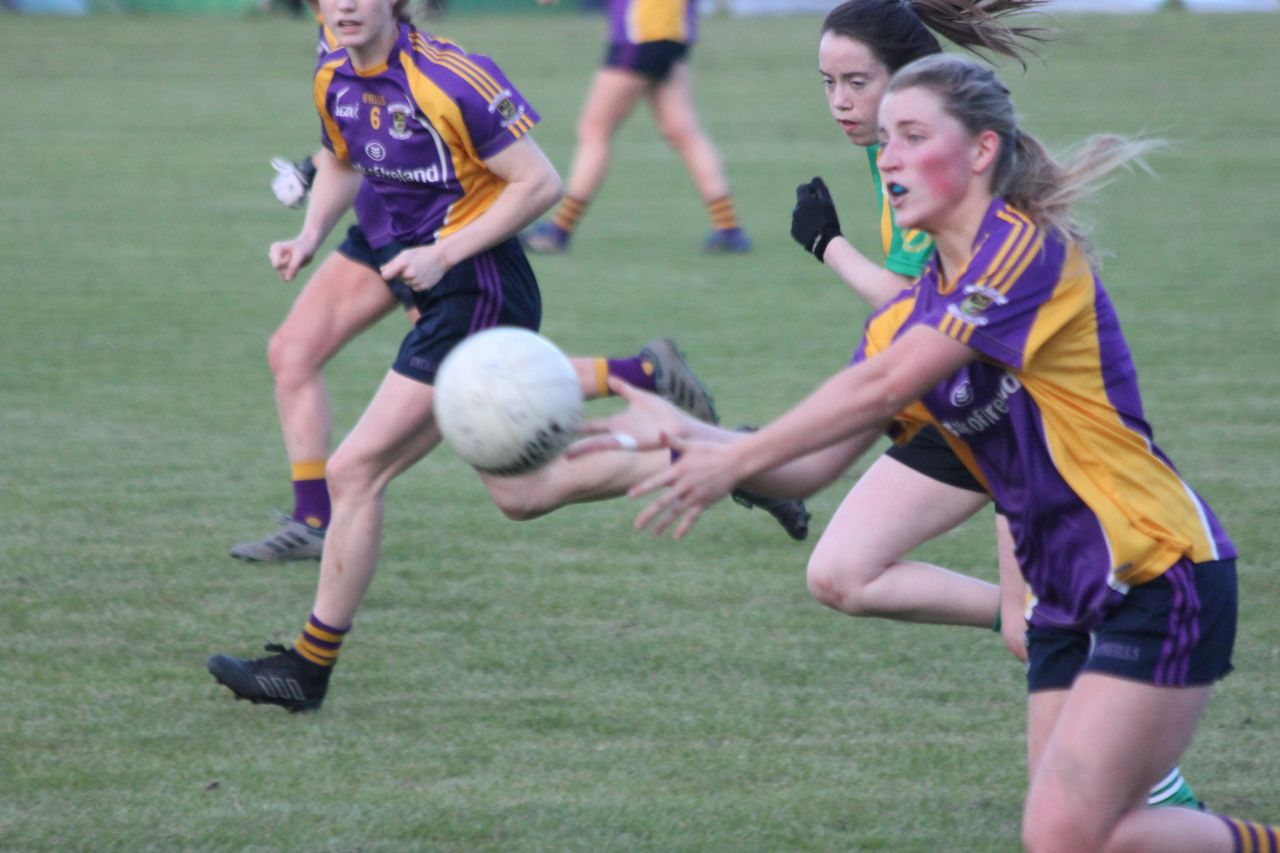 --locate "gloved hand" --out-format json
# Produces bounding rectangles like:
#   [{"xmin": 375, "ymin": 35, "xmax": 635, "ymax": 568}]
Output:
[
  {"xmin": 270, "ymin": 156, "xmax": 317, "ymax": 208},
  {"xmin": 790, "ymin": 176, "xmax": 842, "ymax": 262}
]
